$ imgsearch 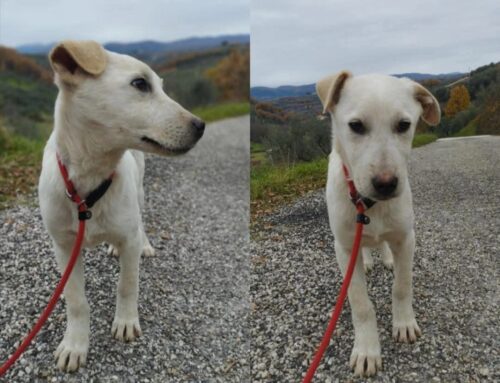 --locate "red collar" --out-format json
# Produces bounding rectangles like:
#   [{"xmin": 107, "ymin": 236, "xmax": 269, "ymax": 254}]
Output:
[
  {"xmin": 56, "ymin": 153, "xmax": 114, "ymax": 220},
  {"xmin": 342, "ymin": 164, "xmax": 375, "ymax": 223}
]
